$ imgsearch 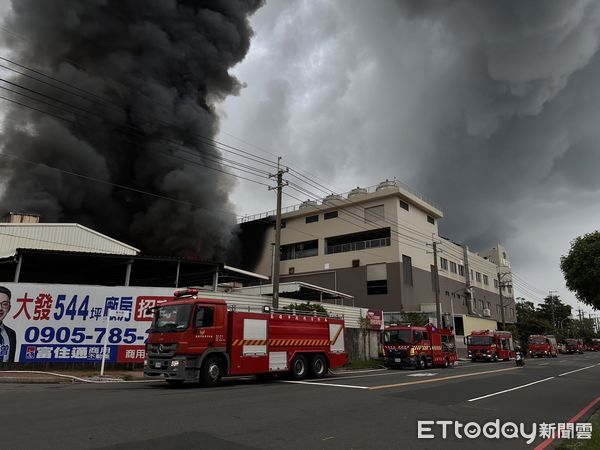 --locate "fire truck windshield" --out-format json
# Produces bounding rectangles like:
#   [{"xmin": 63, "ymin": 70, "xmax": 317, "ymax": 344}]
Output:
[
  {"xmin": 529, "ymin": 337, "xmax": 546, "ymax": 345},
  {"xmin": 150, "ymin": 304, "xmax": 192, "ymax": 332},
  {"xmin": 384, "ymin": 329, "xmax": 412, "ymax": 344},
  {"xmin": 467, "ymin": 336, "xmax": 493, "ymax": 346}
]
